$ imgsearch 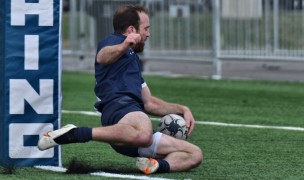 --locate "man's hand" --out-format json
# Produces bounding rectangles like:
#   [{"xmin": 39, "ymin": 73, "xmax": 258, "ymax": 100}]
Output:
[
  {"xmin": 182, "ymin": 107, "xmax": 195, "ymax": 136},
  {"xmin": 124, "ymin": 33, "xmax": 141, "ymax": 48}
]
